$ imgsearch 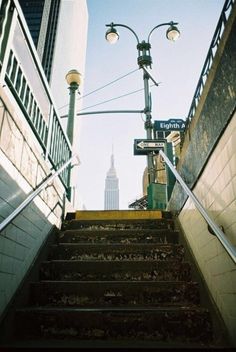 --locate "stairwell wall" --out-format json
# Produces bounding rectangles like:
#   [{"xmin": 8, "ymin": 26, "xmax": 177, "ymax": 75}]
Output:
[
  {"xmin": 177, "ymin": 114, "xmax": 236, "ymax": 344},
  {"xmin": 0, "ymin": 87, "xmax": 67, "ymax": 322},
  {"xmin": 168, "ymin": 5, "xmax": 236, "ymax": 345}
]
